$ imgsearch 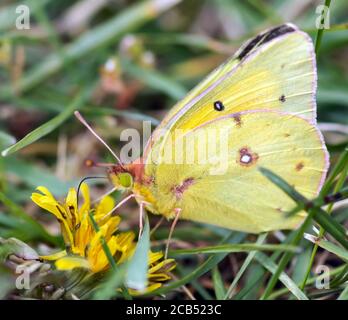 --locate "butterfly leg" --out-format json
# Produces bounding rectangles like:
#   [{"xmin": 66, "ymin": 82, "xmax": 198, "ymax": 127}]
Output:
[
  {"xmin": 165, "ymin": 208, "xmax": 182, "ymax": 259},
  {"xmin": 99, "ymin": 193, "xmax": 135, "ymax": 223},
  {"xmin": 138, "ymin": 201, "xmax": 145, "ymax": 239}
]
